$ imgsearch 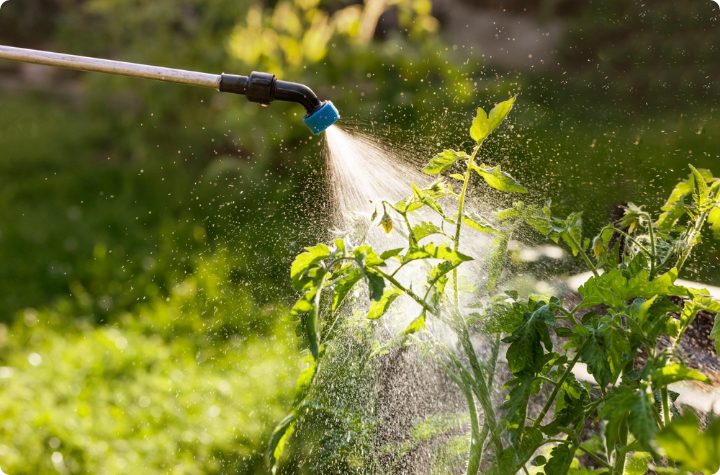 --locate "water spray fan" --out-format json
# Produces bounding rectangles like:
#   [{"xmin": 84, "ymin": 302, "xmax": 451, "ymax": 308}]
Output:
[{"xmin": 0, "ymin": 45, "xmax": 340, "ymax": 134}]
